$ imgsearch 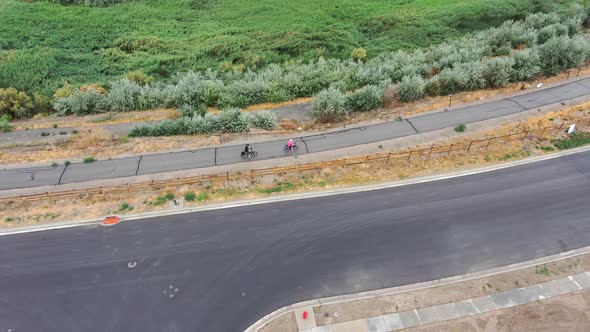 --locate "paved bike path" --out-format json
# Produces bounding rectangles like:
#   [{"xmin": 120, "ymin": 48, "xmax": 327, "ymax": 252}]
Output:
[{"xmin": 1, "ymin": 78, "xmax": 590, "ymax": 190}]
